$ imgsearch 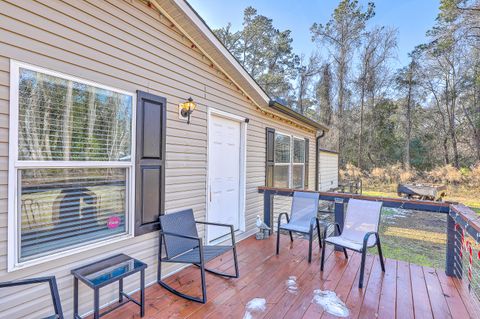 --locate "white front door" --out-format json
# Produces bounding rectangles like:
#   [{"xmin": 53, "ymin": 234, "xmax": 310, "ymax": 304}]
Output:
[{"xmin": 208, "ymin": 114, "xmax": 241, "ymax": 242}]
